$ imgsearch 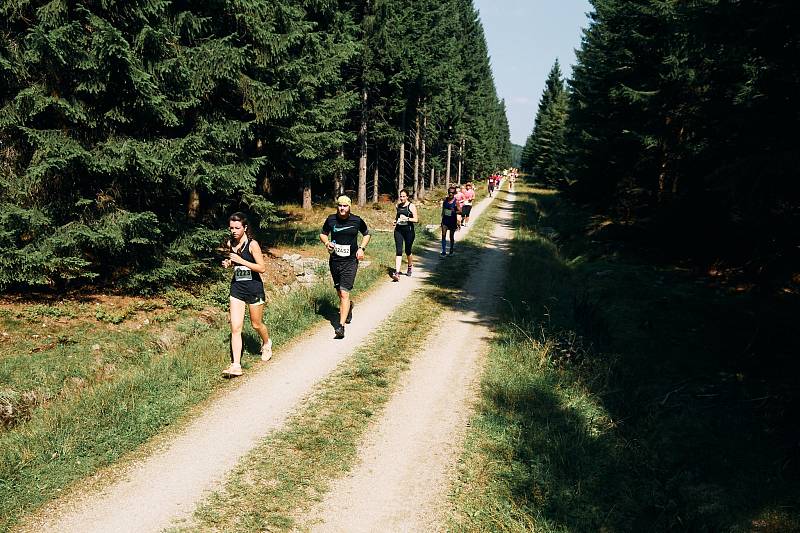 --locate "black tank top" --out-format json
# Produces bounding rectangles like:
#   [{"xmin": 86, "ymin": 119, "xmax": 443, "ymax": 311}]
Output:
[
  {"xmin": 395, "ymin": 202, "xmax": 414, "ymax": 228},
  {"xmin": 230, "ymin": 237, "xmax": 263, "ymax": 285}
]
